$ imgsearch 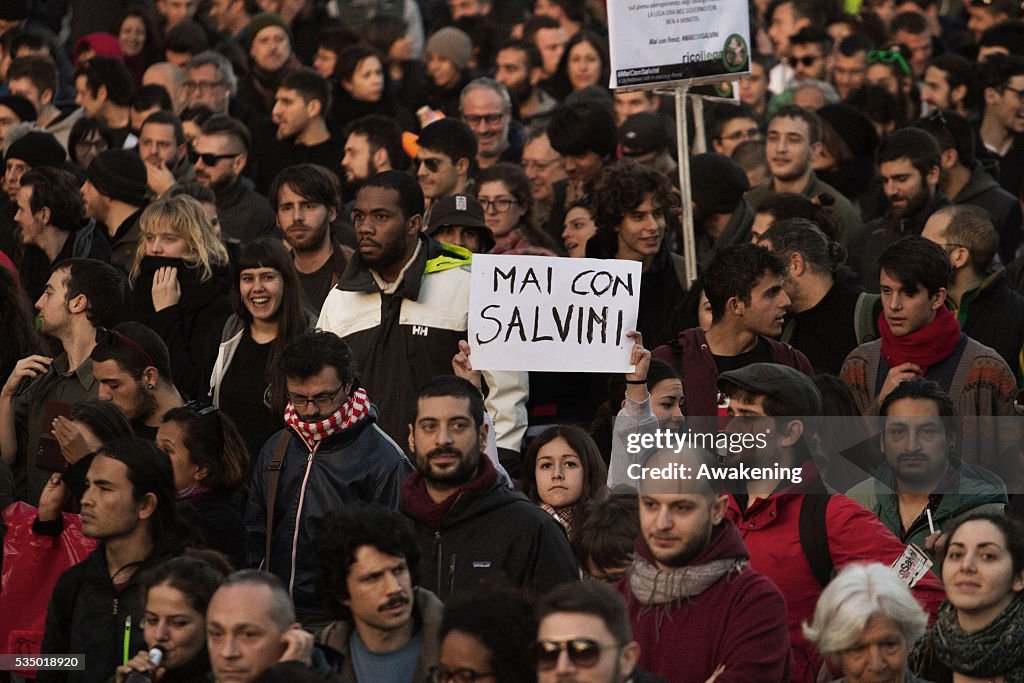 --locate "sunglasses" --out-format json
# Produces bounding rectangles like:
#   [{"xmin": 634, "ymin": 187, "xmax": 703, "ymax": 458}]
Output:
[
  {"xmin": 786, "ymin": 55, "xmax": 821, "ymax": 68},
  {"xmin": 417, "ymin": 157, "xmax": 445, "ymax": 172},
  {"xmin": 530, "ymin": 638, "xmax": 617, "ymax": 671},
  {"xmin": 95, "ymin": 327, "xmax": 157, "ymax": 368},
  {"xmin": 189, "ymin": 149, "xmax": 241, "ymax": 166},
  {"xmin": 867, "ymin": 49, "xmax": 911, "ymax": 77}
]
